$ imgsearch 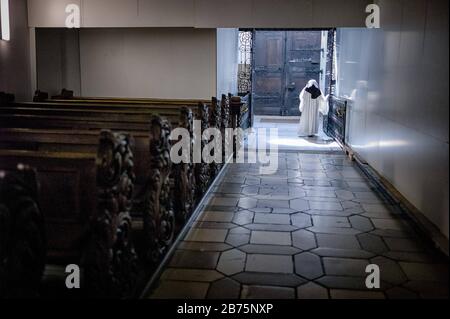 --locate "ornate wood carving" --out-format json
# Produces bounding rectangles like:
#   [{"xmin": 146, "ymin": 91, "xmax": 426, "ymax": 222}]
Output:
[
  {"xmin": 82, "ymin": 130, "xmax": 138, "ymax": 298},
  {"xmin": 32, "ymin": 90, "xmax": 49, "ymax": 102},
  {"xmin": 0, "ymin": 166, "xmax": 46, "ymax": 298},
  {"xmin": 209, "ymin": 97, "xmax": 222, "ymax": 177},
  {"xmin": 173, "ymin": 107, "xmax": 195, "ymax": 224},
  {"xmin": 221, "ymin": 94, "xmax": 231, "ymax": 162},
  {"xmin": 221, "ymin": 94, "xmax": 230, "ymax": 131},
  {"xmin": 143, "ymin": 116, "xmax": 175, "ymax": 264},
  {"xmin": 195, "ymin": 103, "xmax": 210, "ymax": 202},
  {"xmin": 230, "ymin": 96, "xmax": 244, "ymax": 156}
]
